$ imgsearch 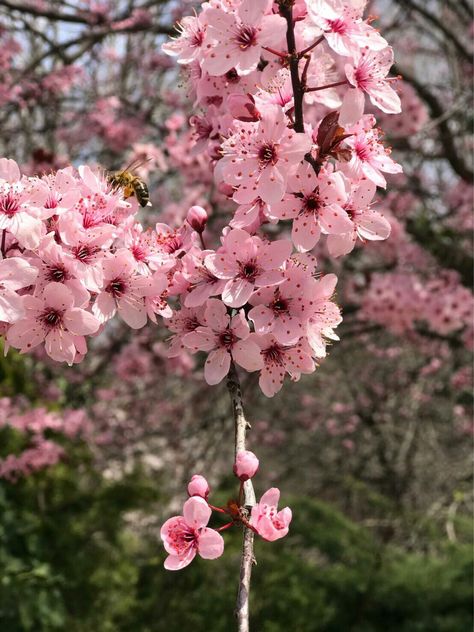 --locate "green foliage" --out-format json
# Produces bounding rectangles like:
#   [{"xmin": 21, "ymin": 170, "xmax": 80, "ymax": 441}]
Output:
[{"xmin": 0, "ymin": 455, "xmax": 471, "ymax": 632}]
